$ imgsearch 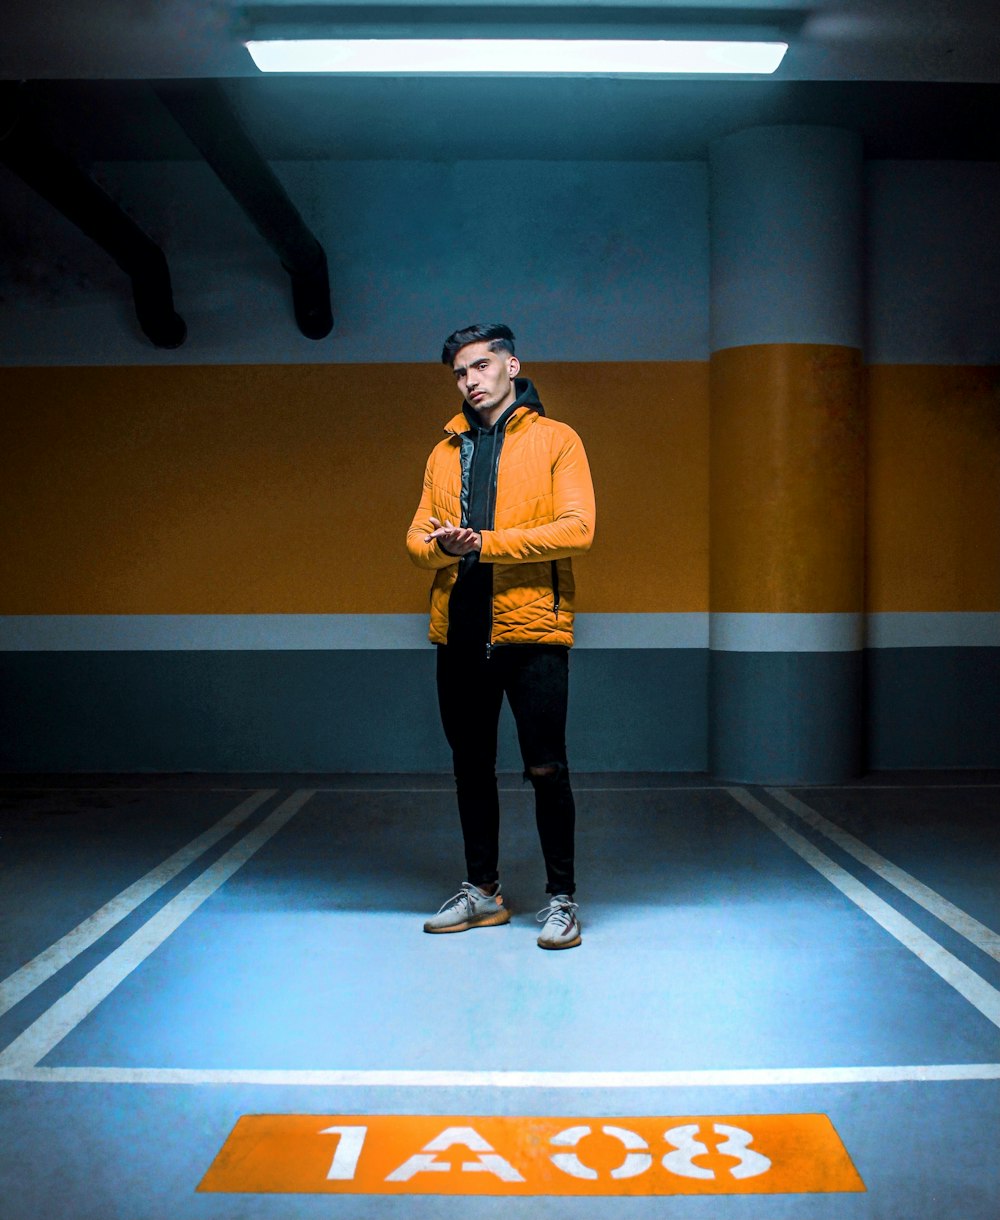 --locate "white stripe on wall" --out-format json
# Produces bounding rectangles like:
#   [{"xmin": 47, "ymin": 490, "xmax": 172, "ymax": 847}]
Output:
[
  {"xmin": 579, "ymin": 613, "xmax": 707, "ymax": 648},
  {"xmin": 867, "ymin": 612, "xmax": 1000, "ymax": 649},
  {"xmin": 0, "ymin": 614, "xmax": 429, "ymax": 652},
  {"xmin": 0, "ymin": 613, "xmax": 706, "ymax": 651},
  {"xmin": 0, "ymin": 612, "xmax": 996, "ymax": 652},
  {"xmin": 710, "ymin": 612, "xmax": 865, "ymax": 652}
]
